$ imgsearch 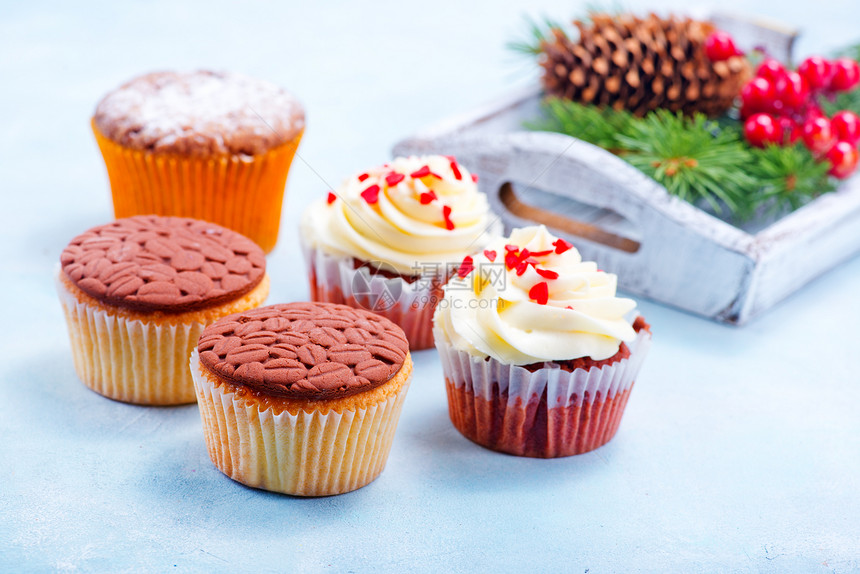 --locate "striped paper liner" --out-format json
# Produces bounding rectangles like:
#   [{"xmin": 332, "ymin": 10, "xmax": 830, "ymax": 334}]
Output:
[
  {"xmin": 301, "ymin": 241, "xmax": 445, "ymax": 351},
  {"xmin": 191, "ymin": 350, "xmax": 412, "ymax": 496},
  {"xmin": 434, "ymin": 322, "xmax": 651, "ymax": 457},
  {"xmin": 93, "ymin": 121, "xmax": 302, "ymax": 253}
]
